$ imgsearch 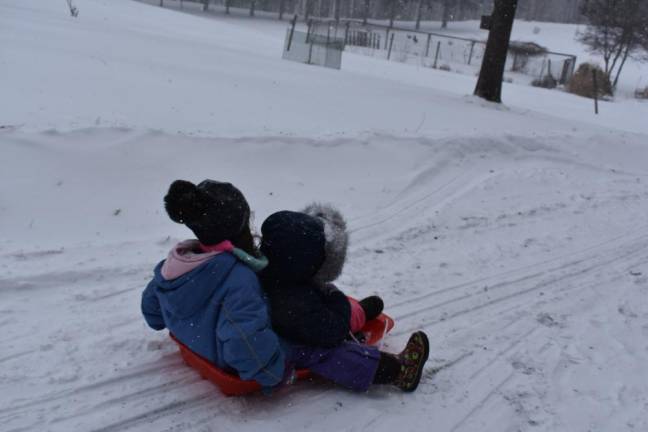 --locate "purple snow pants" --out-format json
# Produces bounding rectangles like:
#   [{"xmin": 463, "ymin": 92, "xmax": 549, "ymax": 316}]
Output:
[{"xmin": 286, "ymin": 342, "xmax": 381, "ymax": 392}]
